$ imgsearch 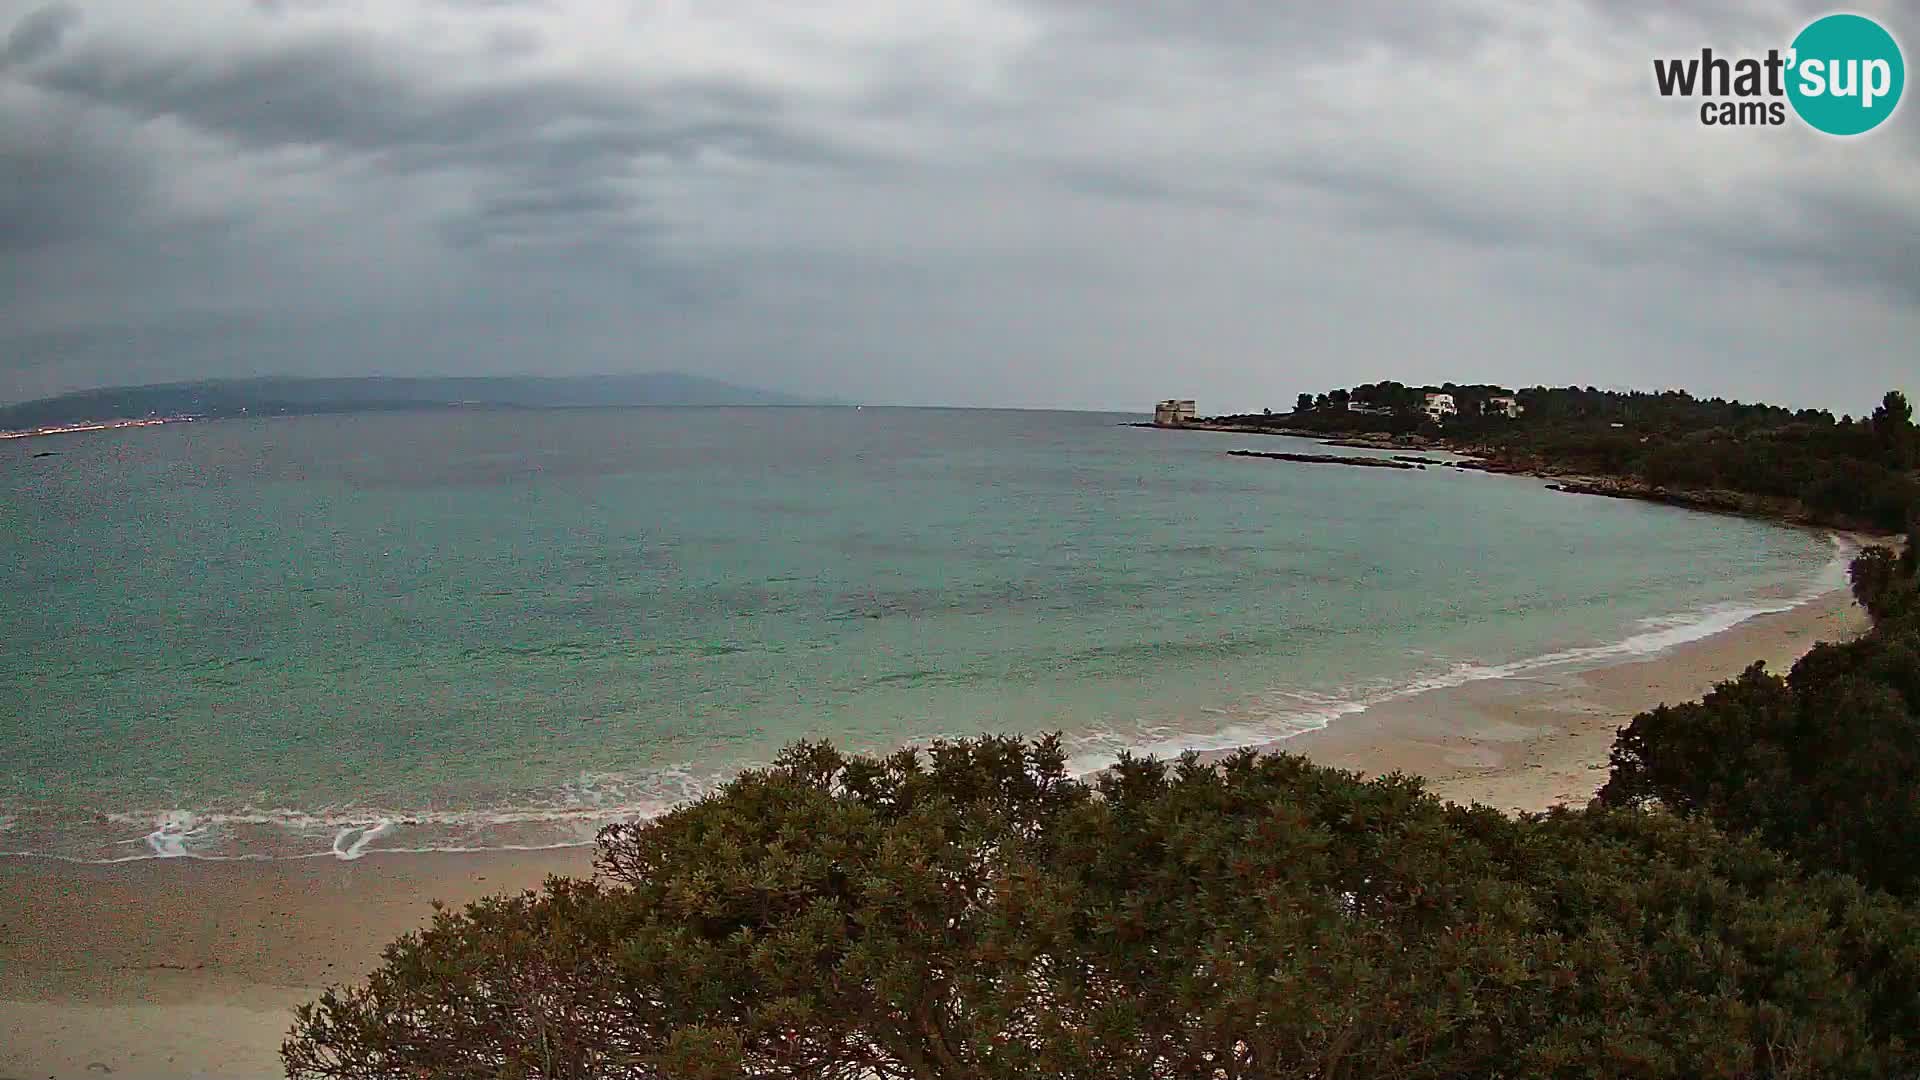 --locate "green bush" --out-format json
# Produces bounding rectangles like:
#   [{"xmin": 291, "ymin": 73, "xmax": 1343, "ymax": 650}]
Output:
[
  {"xmin": 1601, "ymin": 549, "xmax": 1920, "ymax": 896},
  {"xmin": 287, "ymin": 737, "xmax": 1920, "ymax": 1079}
]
